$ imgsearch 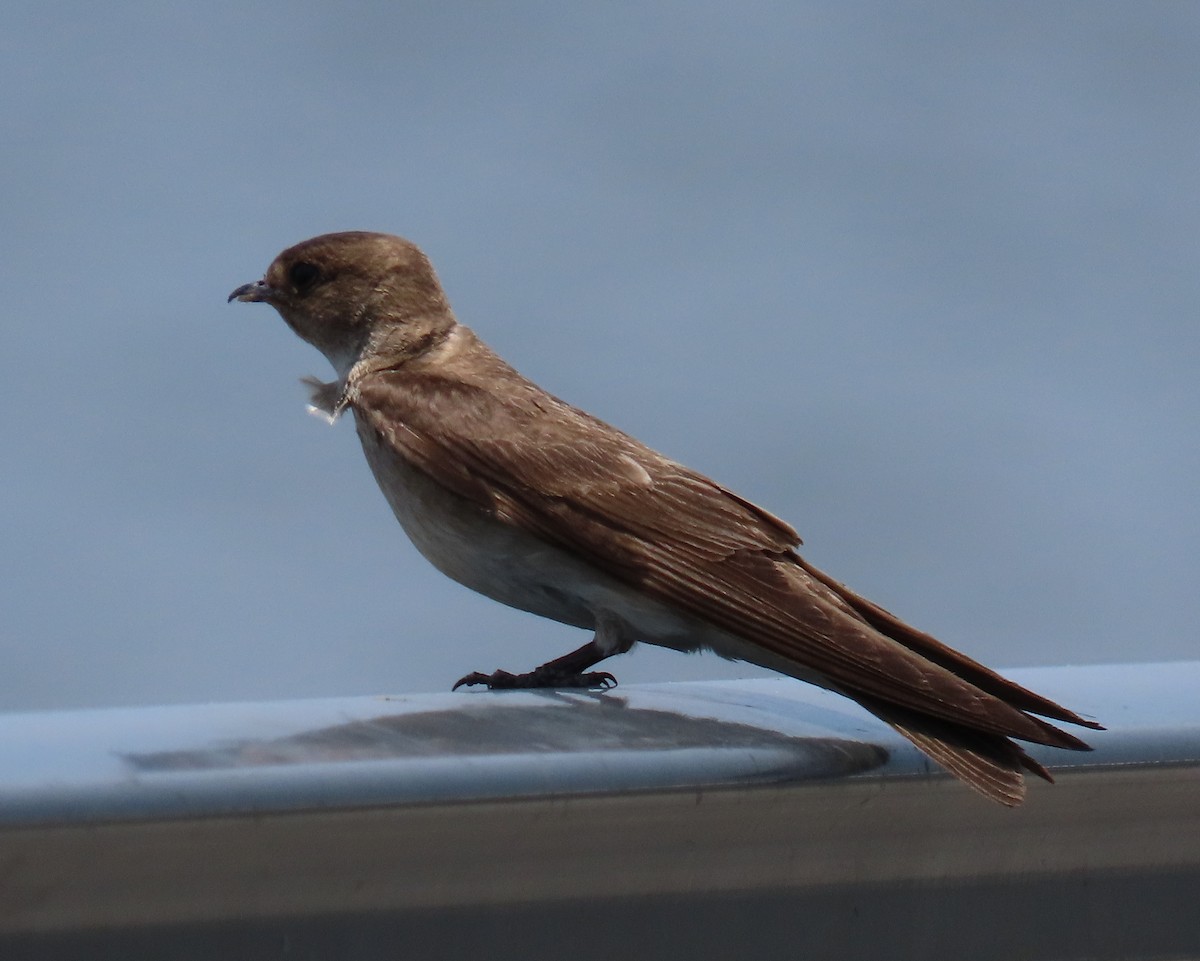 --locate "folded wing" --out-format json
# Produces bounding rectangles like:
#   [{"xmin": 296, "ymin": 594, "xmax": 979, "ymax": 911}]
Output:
[{"xmin": 352, "ymin": 363, "xmax": 1101, "ymax": 804}]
